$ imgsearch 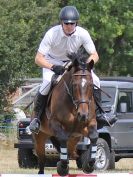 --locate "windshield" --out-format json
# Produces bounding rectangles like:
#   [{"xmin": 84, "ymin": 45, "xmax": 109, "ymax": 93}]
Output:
[{"xmin": 101, "ymin": 86, "xmax": 116, "ymax": 111}]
